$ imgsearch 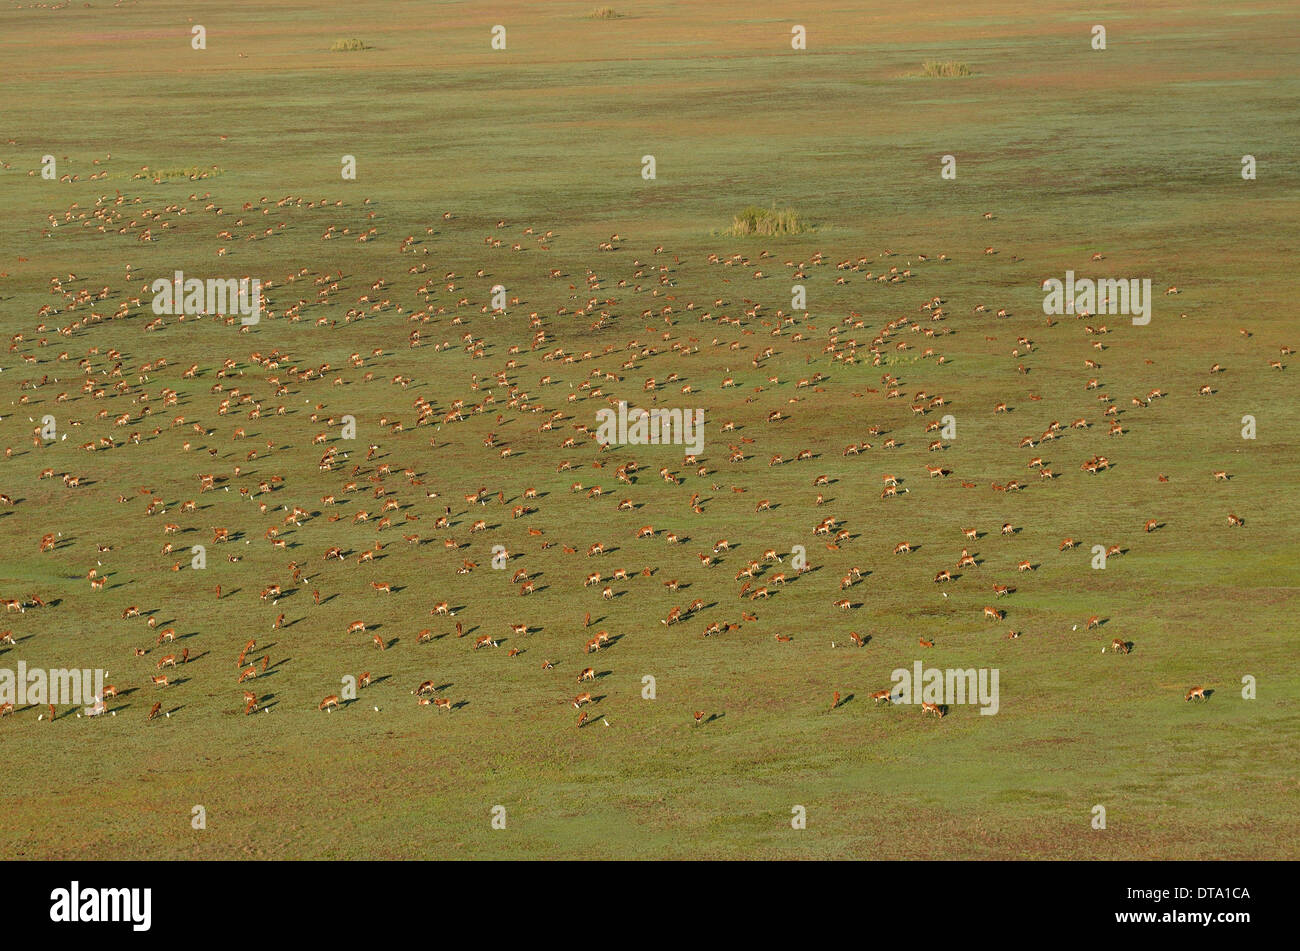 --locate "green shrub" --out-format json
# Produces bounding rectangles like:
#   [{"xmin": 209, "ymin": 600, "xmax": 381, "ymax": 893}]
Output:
[
  {"xmin": 728, "ymin": 204, "xmax": 810, "ymax": 237},
  {"xmin": 921, "ymin": 60, "xmax": 971, "ymax": 77}
]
